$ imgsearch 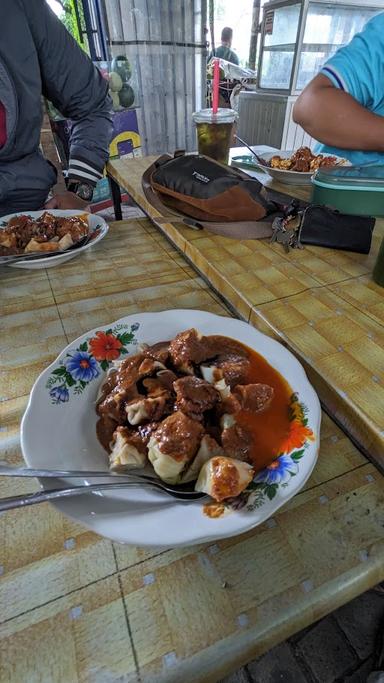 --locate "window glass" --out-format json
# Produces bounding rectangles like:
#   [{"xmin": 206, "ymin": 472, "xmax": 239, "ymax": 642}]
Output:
[{"xmin": 296, "ymin": 4, "xmax": 379, "ymax": 90}]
